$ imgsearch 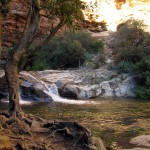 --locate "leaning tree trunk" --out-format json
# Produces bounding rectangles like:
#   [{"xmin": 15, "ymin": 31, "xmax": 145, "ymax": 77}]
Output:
[
  {"xmin": 0, "ymin": 13, "xmax": 2, "ymax": 59},
  {"xmin": 5, "ymin": 1, "xmax": 40, "ymax": 117}
]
